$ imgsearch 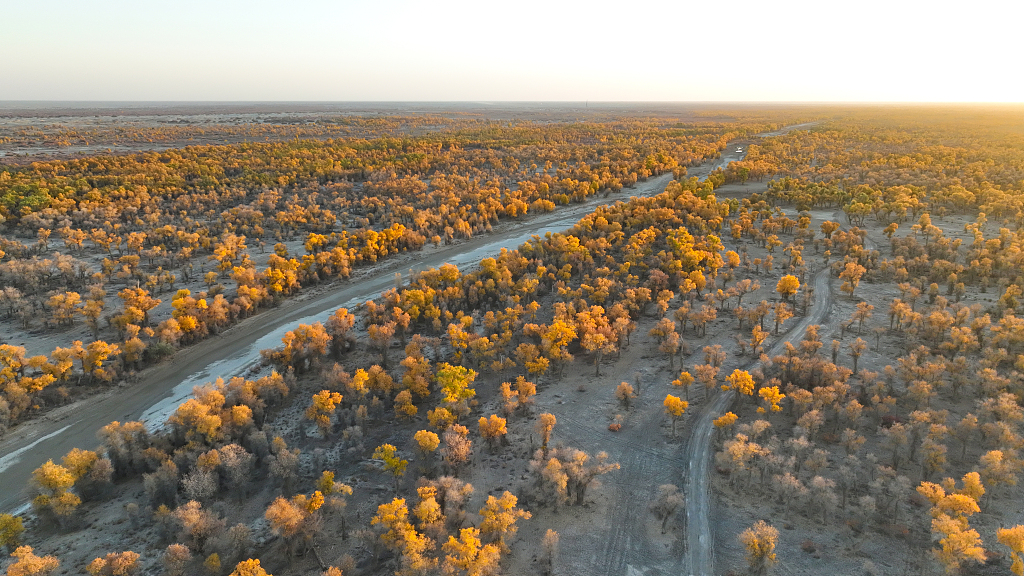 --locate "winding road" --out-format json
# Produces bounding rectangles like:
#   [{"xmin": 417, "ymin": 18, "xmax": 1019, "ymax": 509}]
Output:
[{"xmin": 683, "ymin": 247, "xmax": 835, "ymax": 575}]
